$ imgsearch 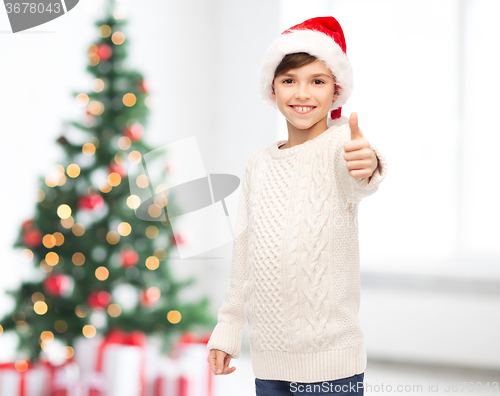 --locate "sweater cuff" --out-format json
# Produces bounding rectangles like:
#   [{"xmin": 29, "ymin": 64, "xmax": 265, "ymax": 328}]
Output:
[{"xmin": 206, "ymin": 322, "xmax": 243, "ymax": 359}]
